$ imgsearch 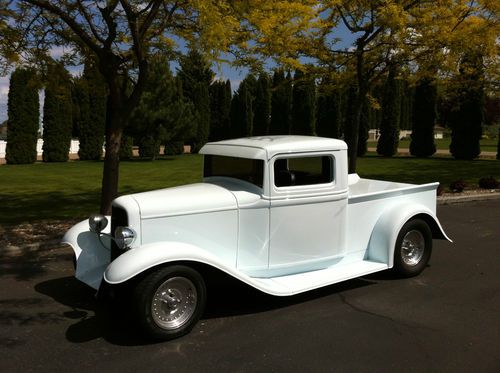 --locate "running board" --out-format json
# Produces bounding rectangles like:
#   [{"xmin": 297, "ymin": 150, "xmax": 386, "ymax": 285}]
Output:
[{"xmin": 249, "ymin": 260, "xmax": 389, "ymax": 296}]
